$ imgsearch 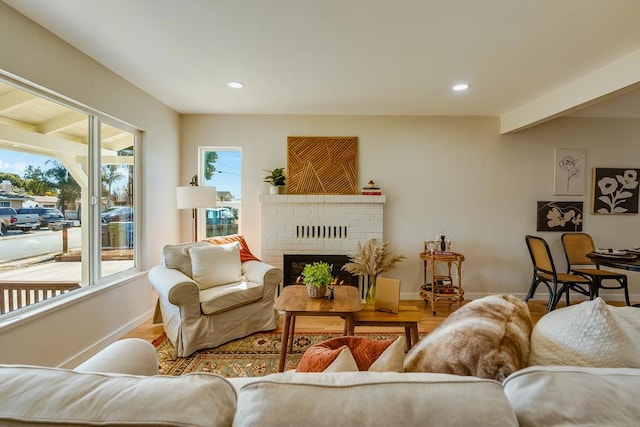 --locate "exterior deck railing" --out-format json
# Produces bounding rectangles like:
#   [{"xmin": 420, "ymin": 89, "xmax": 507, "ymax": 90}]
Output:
[{"xmin": 0, "ymin": 281, "xmax": 81, "ymax": 315}]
